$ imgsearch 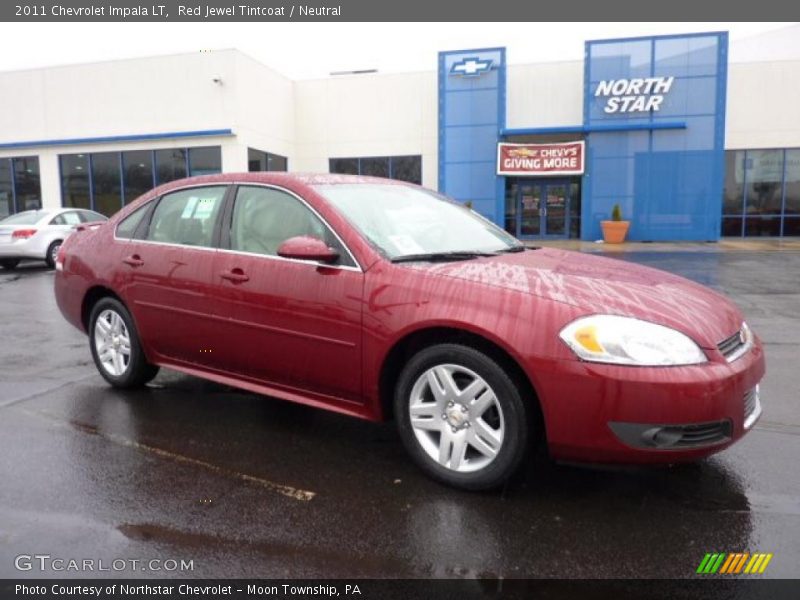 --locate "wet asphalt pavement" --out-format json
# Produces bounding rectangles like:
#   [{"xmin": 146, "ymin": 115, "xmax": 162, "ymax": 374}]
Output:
[{"xmin": 0, "ymin": 250, "xmax": 799, "ymax": 580}]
